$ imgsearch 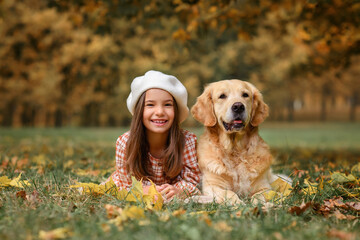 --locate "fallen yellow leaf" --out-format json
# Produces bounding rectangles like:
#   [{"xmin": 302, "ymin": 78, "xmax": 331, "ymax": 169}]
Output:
[
  {"xmin": 69, "ymin": 177, "xmax": 163, "ymax": 210},
  {"xmin": 122, "ymin": 205, "xmax": 145, "ymax": 220},
  {"xmin": 303, "ymin": 179, "xmax": 318, "ymax": 195},
  {"xmin": 330, "ymin": 172, "xmax": 356, "ymax": 184},
  {"xmin": 213, "ymin": 221, "xmax": 232, "ymax": 232},
  {"xmin": 351, "ymin": 163, "xmax": 360, "ymax": 175},
  {"xmin": 107, "ymin": 205, "xmax": 146, "ymax": 230},
  {"xmin": 0, "ymin": 175, "xmax": 12, "ymax": 189},
  {"xmin": 0, "ymin": 173, "xmax": 30, "ymax": 189},
  {"xmin": 263, "ymin": 190, "xmax": 278, "ymax": 201},
  {"xmin": 39, "ymin": 227, "xmax": 72, "ymax": 240},
  {"xmin": 271, "ymin": 177, "xmax": 292, "ymax": 196}
]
